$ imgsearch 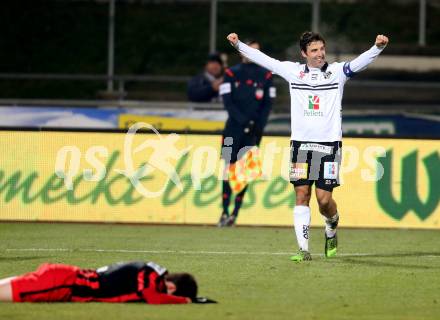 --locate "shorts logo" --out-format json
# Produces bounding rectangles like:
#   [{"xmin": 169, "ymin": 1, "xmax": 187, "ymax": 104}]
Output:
[
  {"xmin": 299, "ymin": 143, "xmax": 332, "ymax": 154},
  {"xmin": 324, "ymin": 162, "xmax": 338, "ymax": 179},
  {"xmin": 290, "ymin": 163, "xmax": 308, "ymax": 180},
  {"xmin": 308, "ymin": 95, "xmax": 320, "ymax": 110}
]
